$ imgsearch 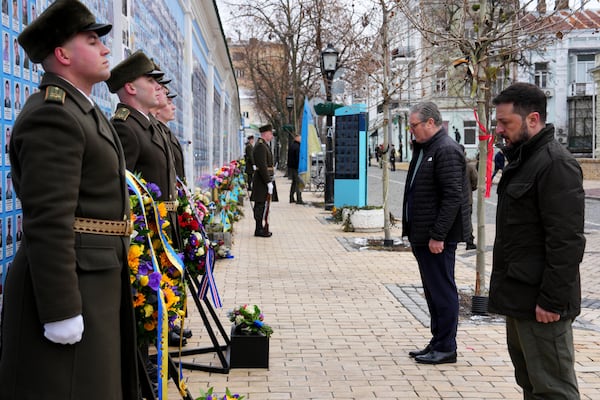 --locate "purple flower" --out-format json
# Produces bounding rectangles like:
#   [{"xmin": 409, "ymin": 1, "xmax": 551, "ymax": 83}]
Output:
[
  {"xmin": 146, "ymin": 182, "xmax": 162, "ymax": 198},
  {"xmin": 148, "ymin": 272, "xmax": 162, "ymax": 291},
  {"xmin": 138, "ymin": 261, "xmax": 153, "ymax": 275}
]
